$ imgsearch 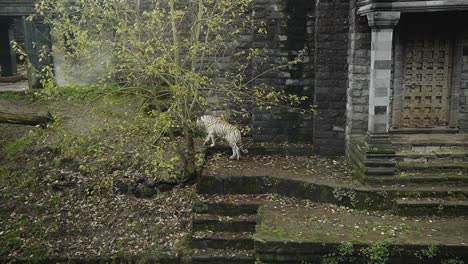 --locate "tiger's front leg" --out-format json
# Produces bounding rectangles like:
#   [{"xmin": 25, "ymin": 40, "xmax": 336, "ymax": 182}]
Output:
[
  {"xmin": 203, "ymin": 134, "xmax": 211, "ymax": 145},
  {"xmin": 229, "ymin": 144, "xmax": 240, "ymax": 160},
  {"xmin": 209, "ymin": 134, "xmax": 216, "ymax": 147}
]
